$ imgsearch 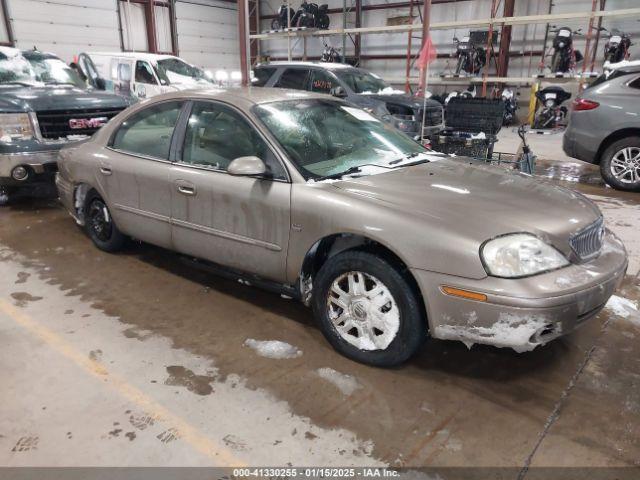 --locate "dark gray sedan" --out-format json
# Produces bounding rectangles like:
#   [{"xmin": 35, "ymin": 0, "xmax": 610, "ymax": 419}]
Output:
[{"xmin": 563, "ymin": 64, "xmax": 640, "ymax": 191}]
